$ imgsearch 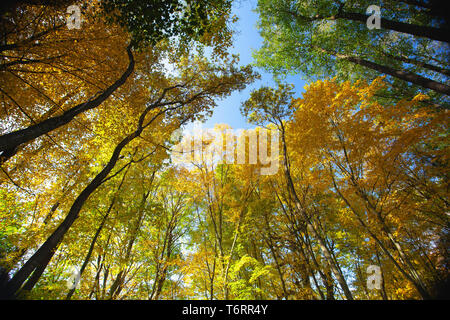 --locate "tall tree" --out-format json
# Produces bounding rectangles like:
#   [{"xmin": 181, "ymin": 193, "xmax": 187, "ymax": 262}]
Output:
[
  {"xmin": 254, "ymin": 0, "xmax": 450, "ymax": 103},
  {"xmin": 0, "ymin": 0, "xmax": 234, "ymax": 164},
  {"xmin": 1, "ymin": 56, "xmax": 257, "ymax": 298}
]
